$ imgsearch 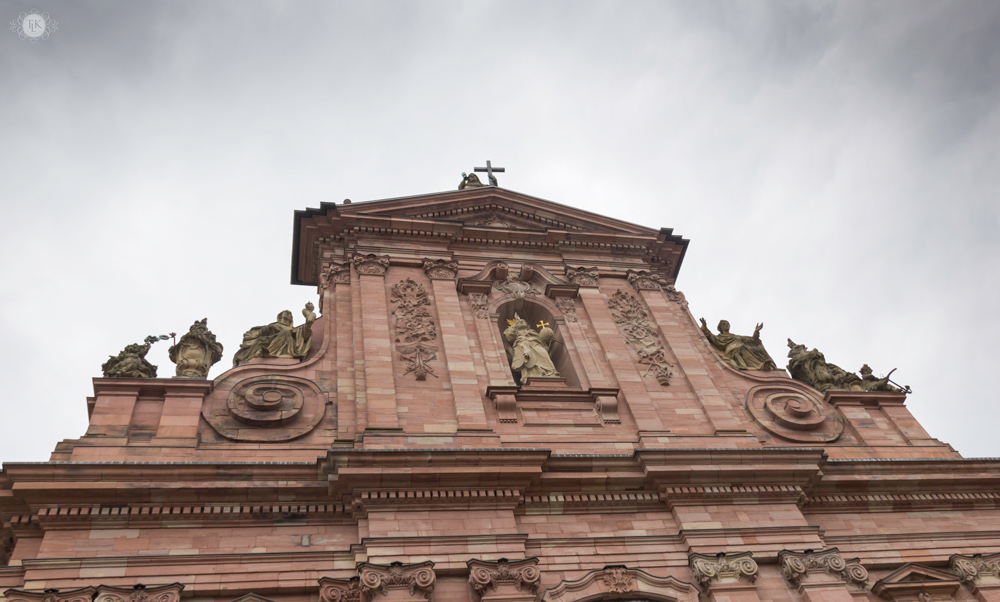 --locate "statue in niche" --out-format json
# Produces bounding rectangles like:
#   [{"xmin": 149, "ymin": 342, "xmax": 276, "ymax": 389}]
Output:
[
  {"xmin": 700, "ymin": 318, "xmax": 777, "ymax": 371},
  {"xmin": 233, "ymin": 303, "xmax": 316, "ymax": 367},
  {"xmin": 169, "ymin": 318, "xmax": 224, "ymax": 378},
  {"xmin": 459, "ymin": 172, "xmax": 484, "ymax": 190},
  {"xmin": 102, "ymin": 334, "xmax": 172, "ymax": 378},
  {"xmin": 786, "ymin": 339, "xmax": 907, "ymax": 393},
  {"xmin": 502, "ymin": 314, "xmax": 559, "ymax": 385}
]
